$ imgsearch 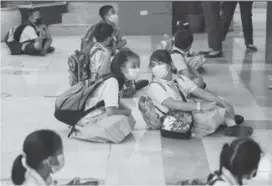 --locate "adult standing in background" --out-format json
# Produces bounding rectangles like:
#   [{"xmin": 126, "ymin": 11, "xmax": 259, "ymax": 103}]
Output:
[
  {"xmin": 202, "ymin": 2, "xmax": 223, "ymax": 58},
  {"xmin": 220, "ymin": 1, "xmax": 258, "ymax": 52}
]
